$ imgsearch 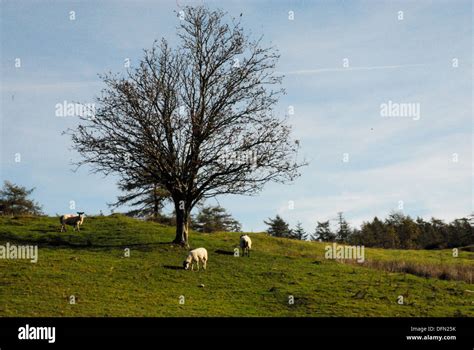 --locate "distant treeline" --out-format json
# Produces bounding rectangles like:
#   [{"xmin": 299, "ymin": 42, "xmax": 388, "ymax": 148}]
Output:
[
  {"xmin": 265, "ymin": 212, "xmax": 474, "ymax": 249},
  {"xmin": 350, "ymin": 213, "xmax": 472, "ymax": 249},
  {"xmin": 1, "ymin": 181, "xmax": 472, "ymax": 249}
]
